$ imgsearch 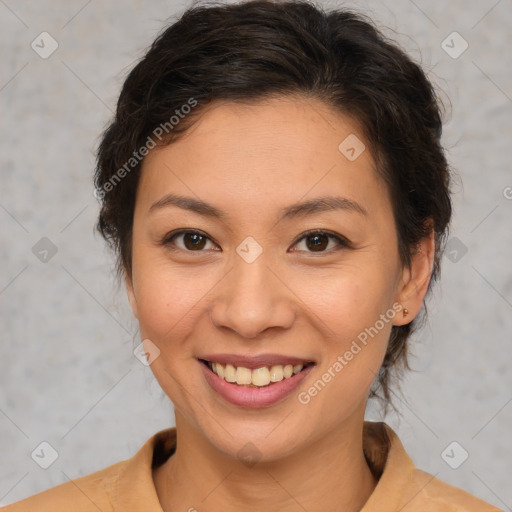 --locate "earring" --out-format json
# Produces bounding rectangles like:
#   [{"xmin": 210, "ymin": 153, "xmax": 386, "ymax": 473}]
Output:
[{"xmin": 403, "ymin": 308, "xmax": 409, "ymax": 317}]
